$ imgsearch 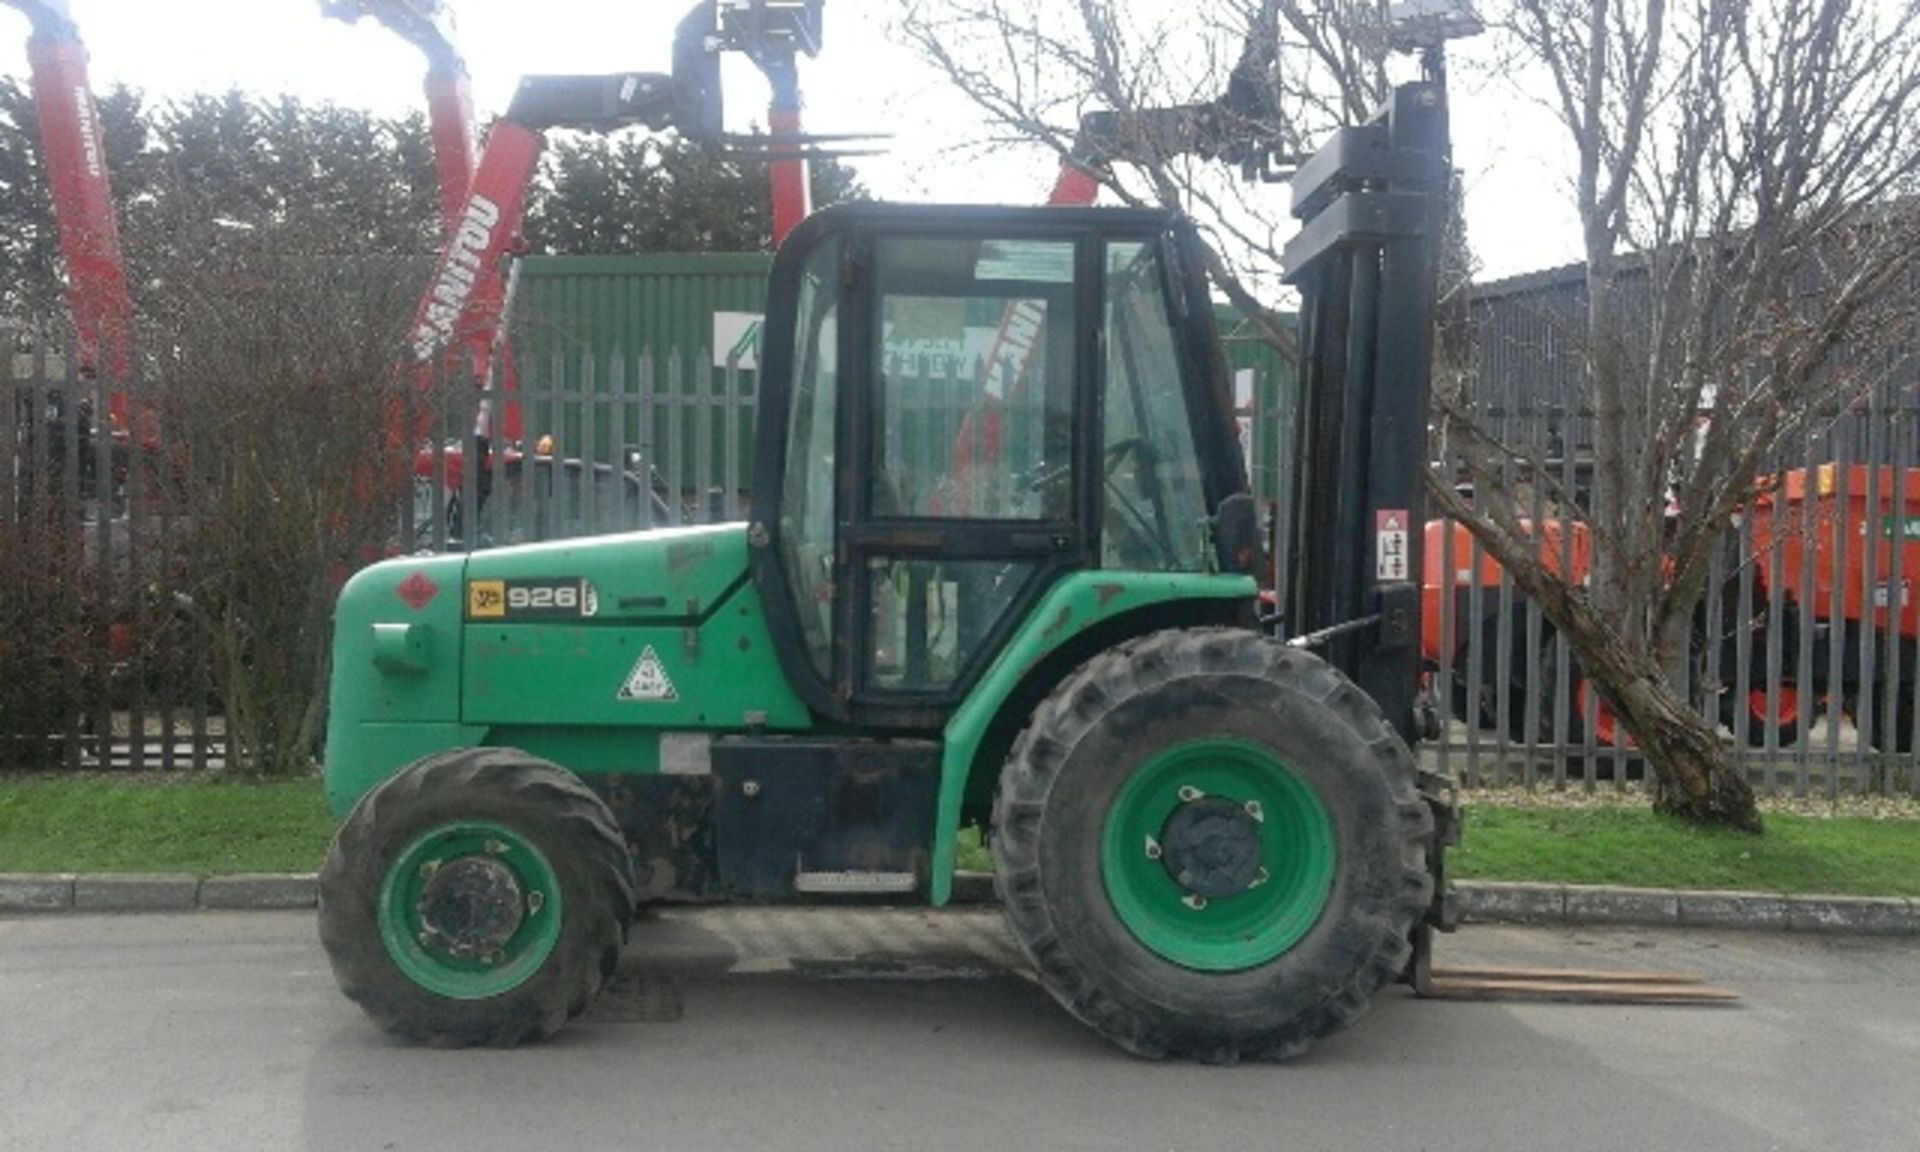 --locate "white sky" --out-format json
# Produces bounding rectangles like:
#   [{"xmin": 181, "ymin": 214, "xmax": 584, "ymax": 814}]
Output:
[{"xmin": 0, "ymin": 0, "xmax": 1580, "ymax": 282}]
